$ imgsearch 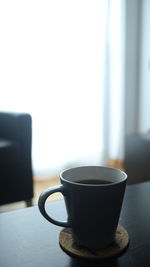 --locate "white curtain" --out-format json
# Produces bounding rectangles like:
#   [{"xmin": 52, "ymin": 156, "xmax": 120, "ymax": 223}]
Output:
[
  {"xmin": 0, "ymin": 0, "xmax": 125, "ymax": 177},
  {"xmin": 103, "ymin": 0, "xmax": 126, "ymax": 165}
]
